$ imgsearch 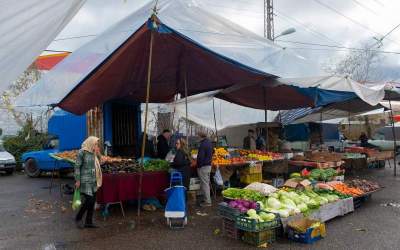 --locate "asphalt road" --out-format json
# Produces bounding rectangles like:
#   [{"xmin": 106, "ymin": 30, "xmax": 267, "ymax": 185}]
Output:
[{"xmin": 1, "ymin": 166, "xmax": 400, "ymax": 250}]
